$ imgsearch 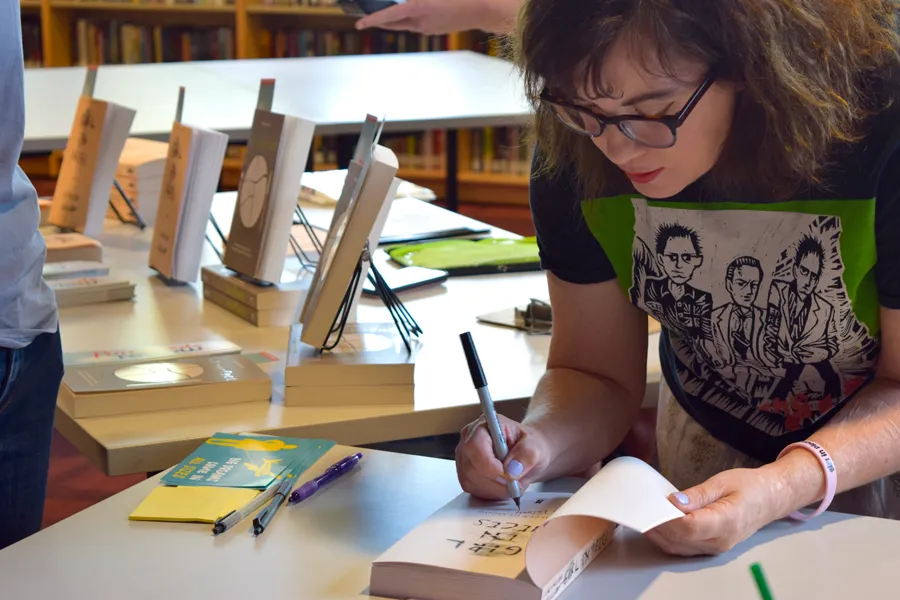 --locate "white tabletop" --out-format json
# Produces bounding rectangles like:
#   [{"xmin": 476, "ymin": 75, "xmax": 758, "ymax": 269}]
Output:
[
  {"xmin": 53, "ymin": 192, "xmax": 662, "ymax": 475},
  {"xmin": 195, "ymin": 51, "xmax": 531, "ymax": 136},
  {"xmin": 23, "ymin": 51, "xmax": 531, "ymax": 153},
  {"xmin": 0, "ymin": 445, "xmax": 893, "ymax": 599},
  {"xmin": 23, "ymin": 62, "xmax": 243, "ymax": 153}
]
